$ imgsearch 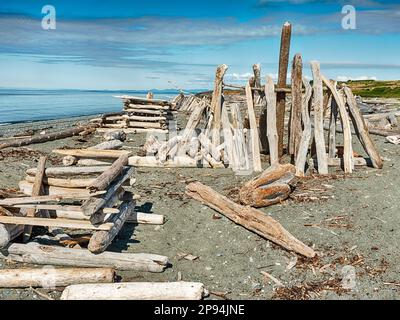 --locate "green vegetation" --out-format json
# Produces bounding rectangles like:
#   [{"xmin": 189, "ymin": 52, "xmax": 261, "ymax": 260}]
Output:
[{"xmin": 342, "ymin": 80, "xmax": 400, "ymax": 98}]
